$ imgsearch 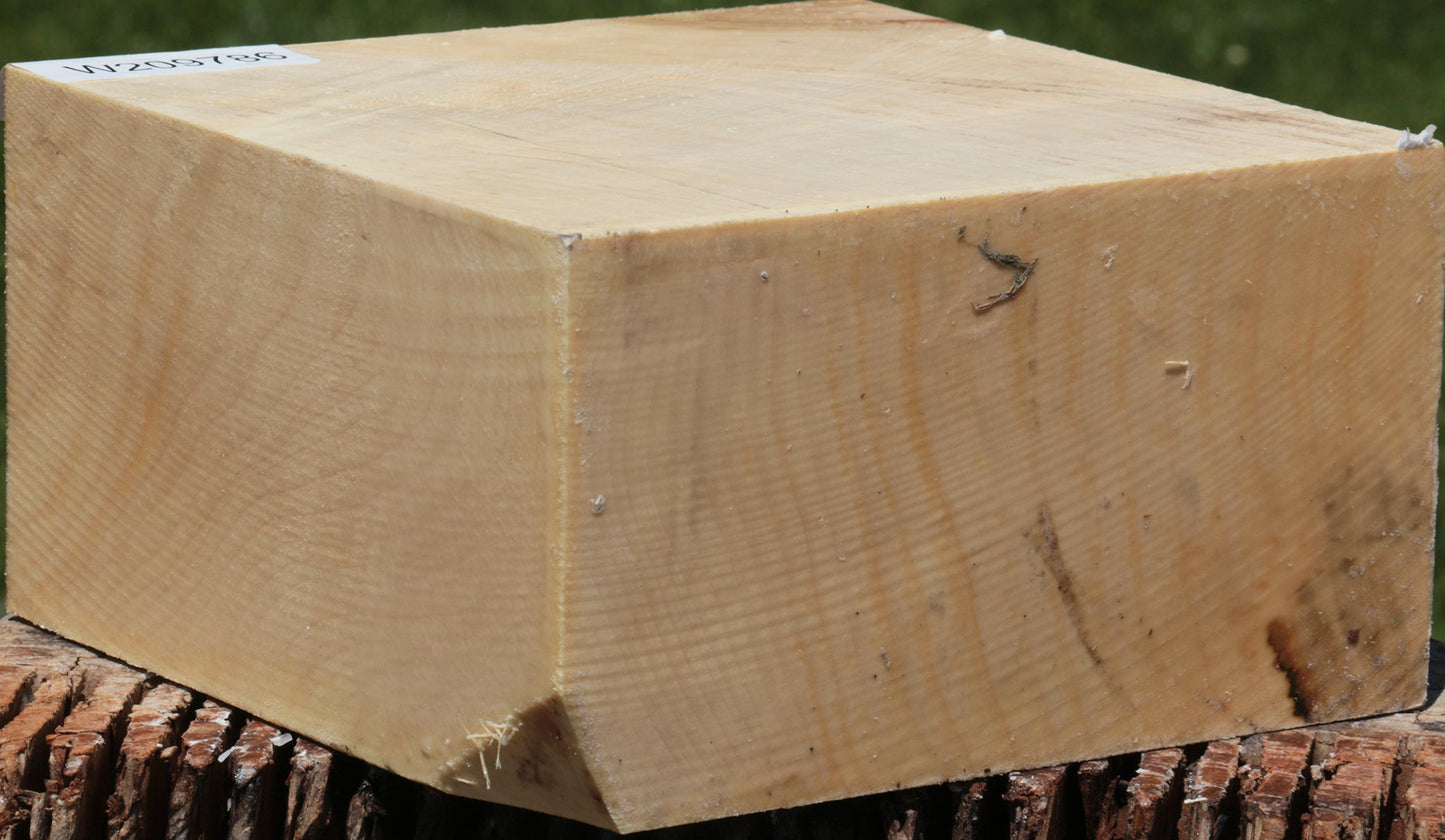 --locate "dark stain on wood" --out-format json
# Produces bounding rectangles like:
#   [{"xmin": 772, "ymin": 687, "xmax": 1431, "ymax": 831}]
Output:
[
  {"xmin": 1266, "ymin": 619, "xmax": 1316, "ymax": 721},
  {"xmin": 1267, "ymin": 462, "xmax": 1437, "ymax": 724},
  {"xmin": 457, "ymin": 693, "xmax": 611, "ymax": 823},
  {"xmin": 1320, "ymin": 465, "xmax": 1434, "ymax": 544},
  {"xmin": 509, "ymin": 699, "xmax": 568, "ymax": 789},
  {"xmin": 1031, "ymin": 506, "xmax": 1104, "ymax": 667}
]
